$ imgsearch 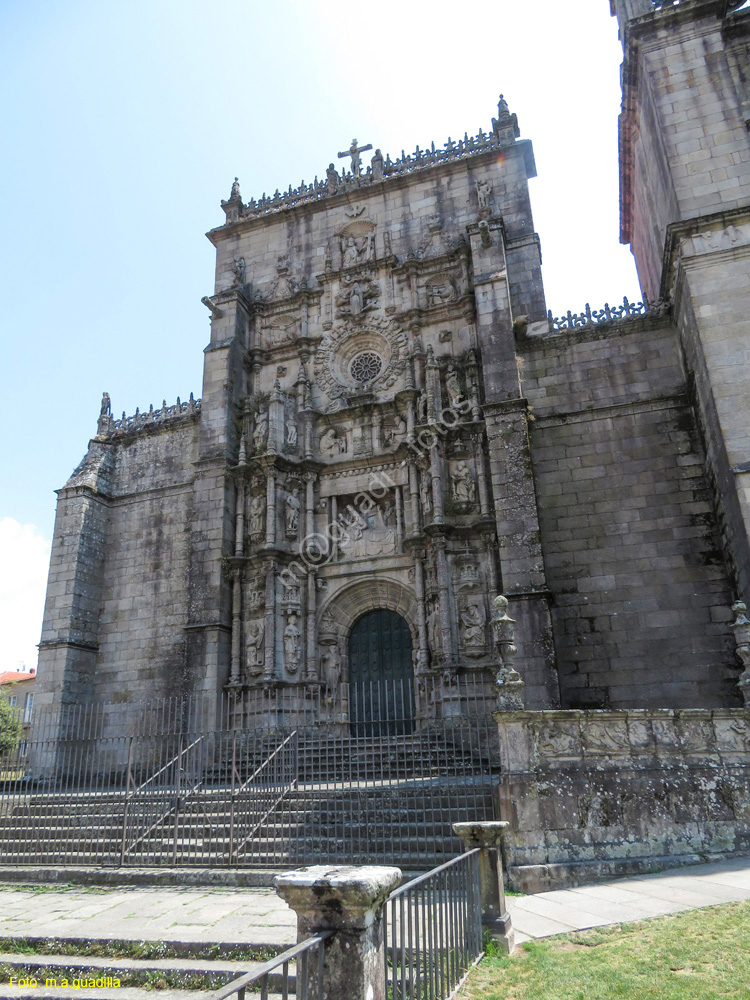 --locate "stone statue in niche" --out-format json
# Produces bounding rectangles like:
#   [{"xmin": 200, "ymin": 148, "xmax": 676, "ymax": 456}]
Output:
[
  {"xmin": 284, "ymin": 614, "xmax": 302, "ymax": 673},
  {"xmin": 451, "ymin": 462, "xmax": 476, "ymax": 505},
  {"xmin": 385, "ymin": 415, "xmax": 406, "ymax": 448},
  {"xmin": 417, "ymin": 392, "xmax": 428, "ymax": 424},
  {"xmin": 445, "ymin": 366, "xmax": 464, "ymax": 409},
  {"xmin": 427, "ymin": 278, "xmax": 456, "ymax": 306},
  {"xmin": 476, "ymin": 179, "xmax": 492, "ymax": 212},
  {"xmin": 420, "ymin": 471, "xmax": 433, "ymax": 515},
  {"xmin": 319, "ymin": 427, "xmax": 346, "ymax": 459},
  {"xmin": 249, "ymin": 494, "xmax": 265, "ymax": 537},
  {"xmin": 247, "ymin": 577, "xmax": 264, "ymax": 611},
  {"xmin": 286, "ymin": 416, "xmax": 298, "ymax": 447},
  {"xmin": 232, "ymin": 257, "xmax": 246, "ymax": 284},
  {"xmin": 427, "ymin": 598, "xmax": 441, "ymax": 654},
  {"xmin": 253, "ymin": 410, "xmax": 268, "ymax": 452},
  {"xmin": 285, "ymin": 488, "xmax": 301, "ymax": 538},
  {"xmin": 341, "ymin": 232, "xmax": 374, "ymax": 268},
  {"xmin": 460, "ymin": 603, "xmax": 486, "ymax": 647},
  {"xmin": 320, "ymin": 643, "xmax": 342, "ymax": 690},
  {"xmin": 245, "ymin": 621, "xmax": 265, "ymax": 676}
]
